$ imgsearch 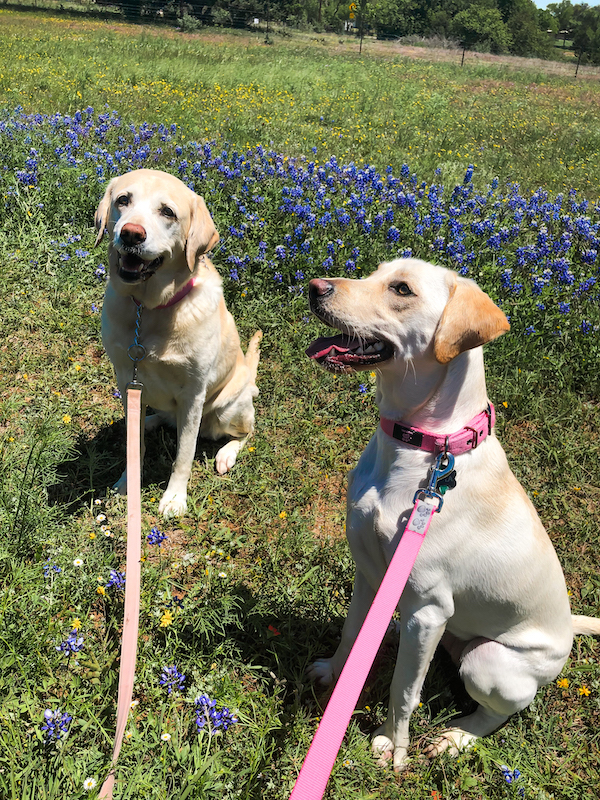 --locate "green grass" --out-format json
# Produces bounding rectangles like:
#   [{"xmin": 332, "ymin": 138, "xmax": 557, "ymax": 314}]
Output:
[{"xmin": 0, "ymin": 10, "xmax": 599, "ymax": 800}]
